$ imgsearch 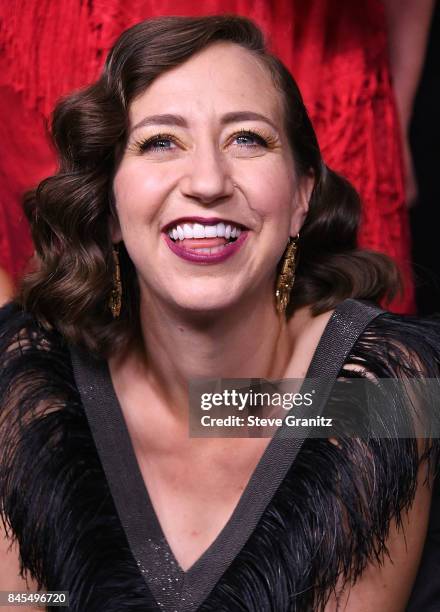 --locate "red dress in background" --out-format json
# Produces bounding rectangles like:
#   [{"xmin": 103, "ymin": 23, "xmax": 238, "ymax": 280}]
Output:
[
  {"xmin": 0, "ymin": 0, "xmax": 414, "ymax": 312},
  {"xmin": 285, "ymin": 1, "xmax": 415, "ymax": 313}
]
